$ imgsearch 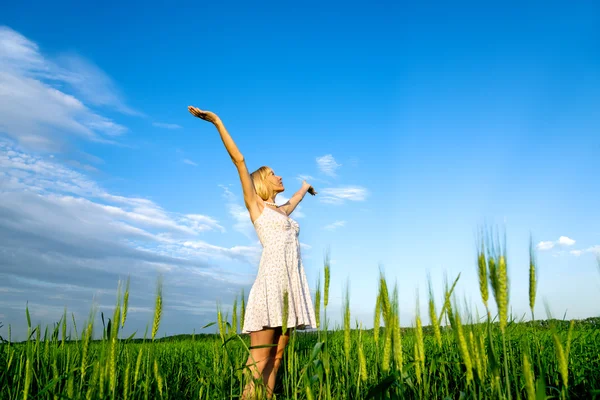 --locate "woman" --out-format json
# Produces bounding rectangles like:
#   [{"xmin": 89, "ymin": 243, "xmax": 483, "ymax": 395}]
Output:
[{"xmin": 188, "ymin": 106, "xmax": 318, "ymax": 399}]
